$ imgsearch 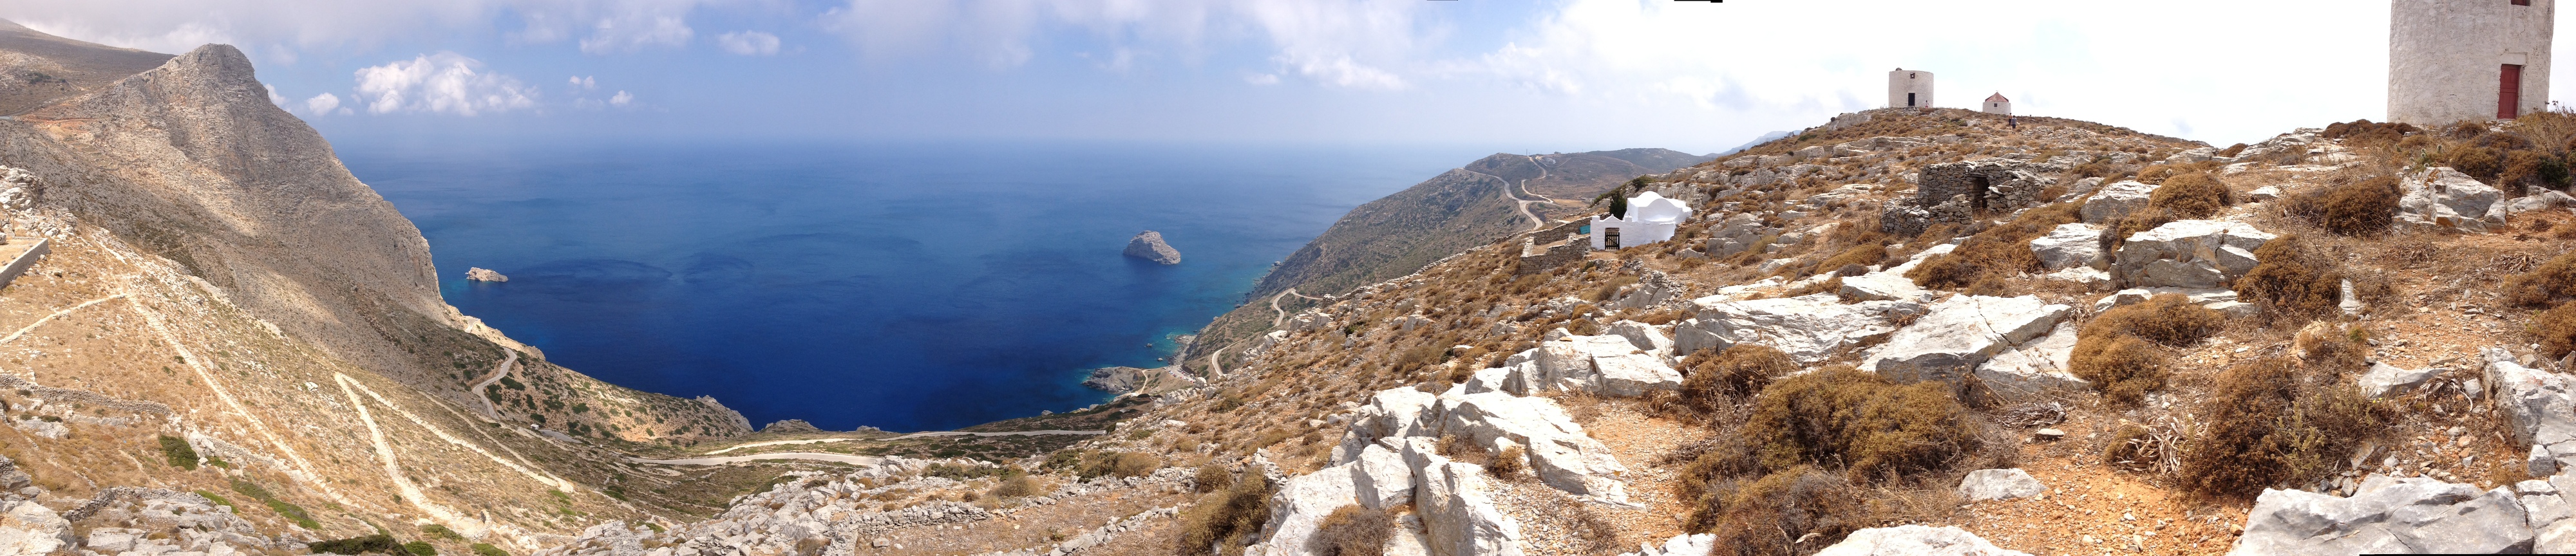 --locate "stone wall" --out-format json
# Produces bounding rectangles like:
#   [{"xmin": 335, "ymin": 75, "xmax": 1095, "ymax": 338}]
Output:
[
  {"xmin": 1877, "ymin": 160, "xmax": 2054, "ymax": 236},
  {"xmin": 1517, "ymin": 234, "xmax": 1586, "ymax": 275},
  {"xmin": 2389, "ymin": 0, "xmax": 2554, "ymax": 125}
]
